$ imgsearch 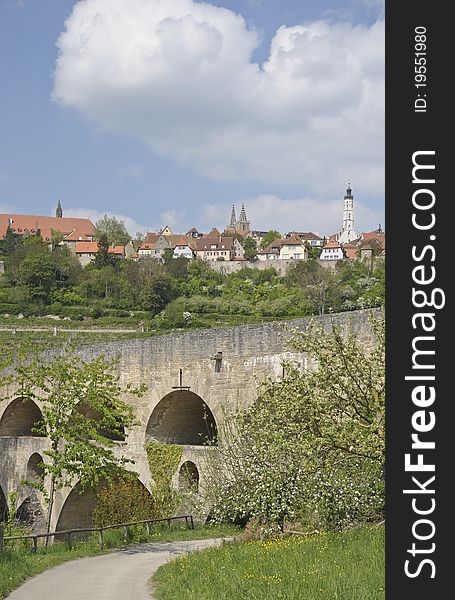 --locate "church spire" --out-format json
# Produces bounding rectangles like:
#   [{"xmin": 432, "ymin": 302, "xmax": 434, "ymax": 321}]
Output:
[
  {"xmin": 229, "ymin": 204, "xmax": 237, "ymax": 229},
  {"xmin": 56, "ymin": 199, "xmax": 62, "ymax": 218},
  {"xmin": 338, "ymin": 182, "xmax": 358, "ymax": 244},
  {"xmin": 239, "ymin": 204, "xmax": 247, "ymax": 222}
]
